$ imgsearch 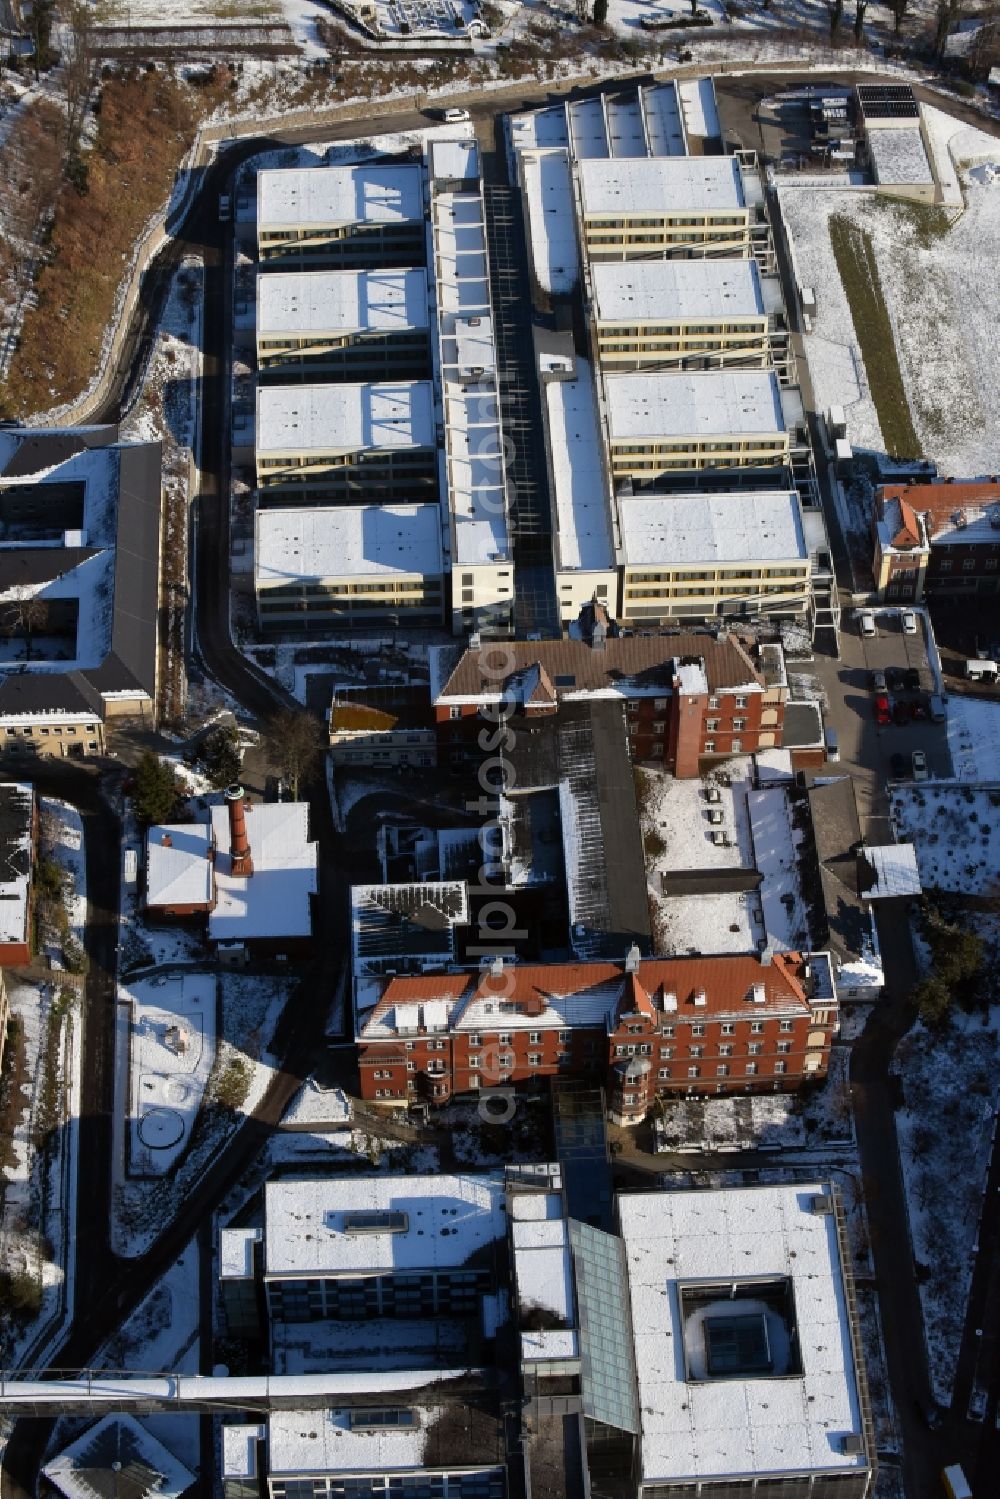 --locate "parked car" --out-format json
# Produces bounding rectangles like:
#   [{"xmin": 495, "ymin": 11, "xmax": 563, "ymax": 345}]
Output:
[
  {"xmin": 859, "ymin": 610, "xmax": 877, "ymax": 638},
  {"xmin": 901, "ymin": 610, "xmax": 918, "ymax": 635},
  {"xmin": 871, "ymin": 669, "xmax": 888, "ymax": 693},
  {"xmin": 887, "ymin": 666, "xmax": 907, "ymax": 692},
  {"xmin": 890, "ymin": 752, "xmax": 907, "ymax": 779},
  {"xmin": 909, "ymin": 699, "xmax": 928, "ymax": 721},
  {"xmin": 892, "ymin": 700, "xmax": 909, "ymax": 726},
  {"xmin": 912, "ymin": 749, "xmax": 929, "ymax": 780},
  {"xmin": 875, "ymin": 695, "xmax": 891, "ymax": 726},
  {"xmin": 904, "ymin": 667, "xmax": 921, "ymax": 691},
  {"xmin": 442, "ymin": 107, "xmax": 471, "ymax": 122}
]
